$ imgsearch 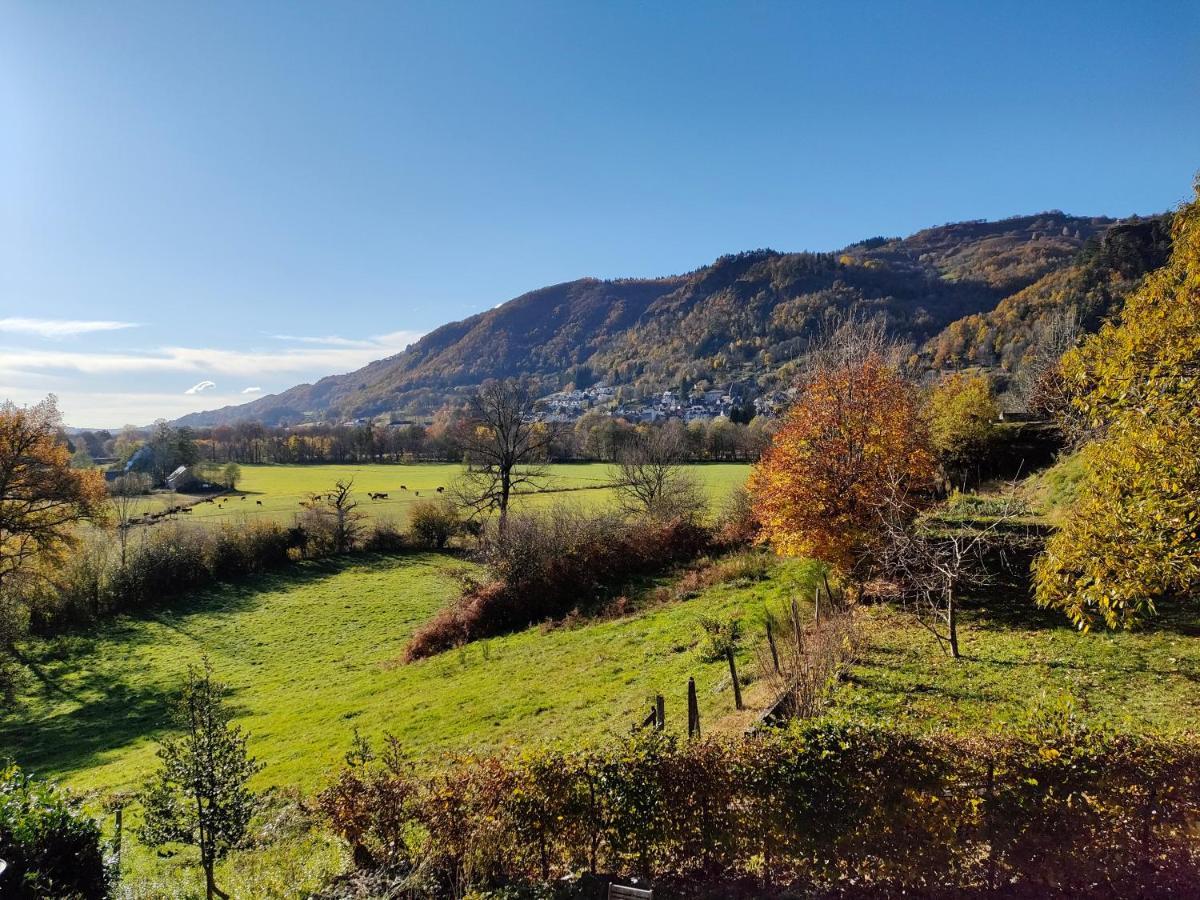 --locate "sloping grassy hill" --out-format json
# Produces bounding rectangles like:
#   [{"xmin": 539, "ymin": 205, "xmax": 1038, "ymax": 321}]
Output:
[
  {"xmin": 831, "ymin": 603, "xmax": 1200, "ymax": 733},
  {"xmin": 3, "ymin": 551, "xmax": 812, "ymax": 798}
]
